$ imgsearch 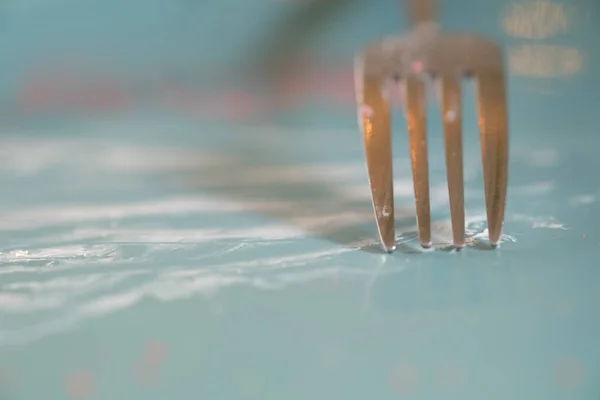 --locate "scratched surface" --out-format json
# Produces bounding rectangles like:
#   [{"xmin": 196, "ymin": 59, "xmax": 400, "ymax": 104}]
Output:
[{"xmin": 0, "ymin": 0, "xmax": 599, "ymax": 399}]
